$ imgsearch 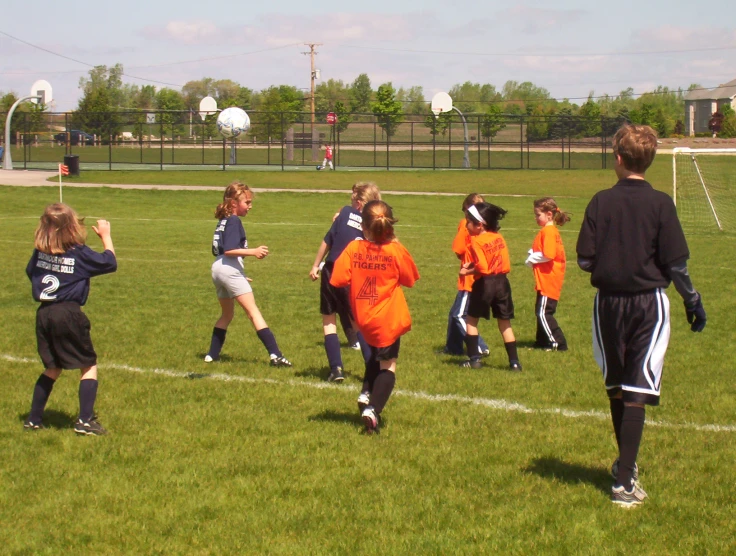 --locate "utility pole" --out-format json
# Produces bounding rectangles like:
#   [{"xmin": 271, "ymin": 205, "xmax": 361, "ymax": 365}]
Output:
[{"xmin": 302, "ymin": 42, "xmax": 322, "ymax": 129}]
